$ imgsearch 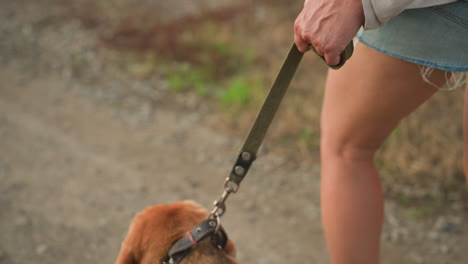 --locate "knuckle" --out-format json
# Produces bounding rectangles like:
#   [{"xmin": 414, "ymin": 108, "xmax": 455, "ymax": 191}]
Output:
[
  {"xmin": 294, "ymin": 20, "xmax": 302, "ymax": 32},
  {"xmin": 311, "ymin": 39, "xmax": 320, "ymax": 47},
  {"xmin": 311, "ymin": 39, "xmax": 323, "ymax": 52},
  {"xmin": 300, "ymin": 32, "xmax": 312, "ymax": 42},
  {"xmin": 322, "ymin": 43, "xmax": 340, "ymax": 56}
]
